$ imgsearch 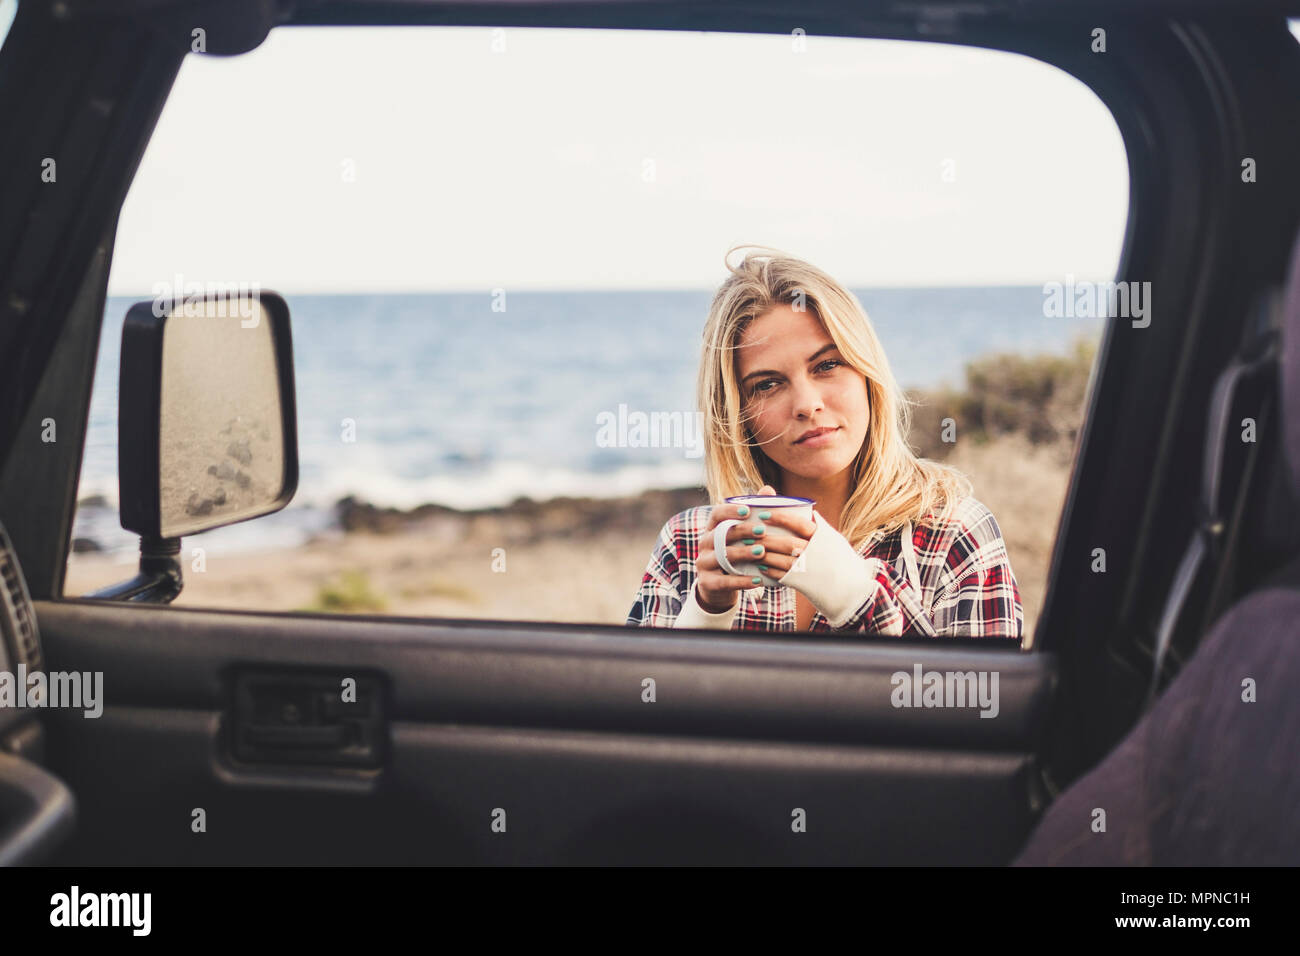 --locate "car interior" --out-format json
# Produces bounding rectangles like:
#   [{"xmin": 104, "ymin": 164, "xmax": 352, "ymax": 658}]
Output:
[{"xmin": 0, "ymin": 0, "xmax": 1297, "ymax": 865}]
